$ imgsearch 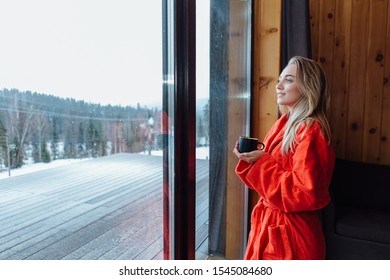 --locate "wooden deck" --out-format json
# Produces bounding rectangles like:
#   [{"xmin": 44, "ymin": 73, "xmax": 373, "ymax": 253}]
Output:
[{"xmin": 0, "ymin": 153, "xmax": 209, "ymax": 260}]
